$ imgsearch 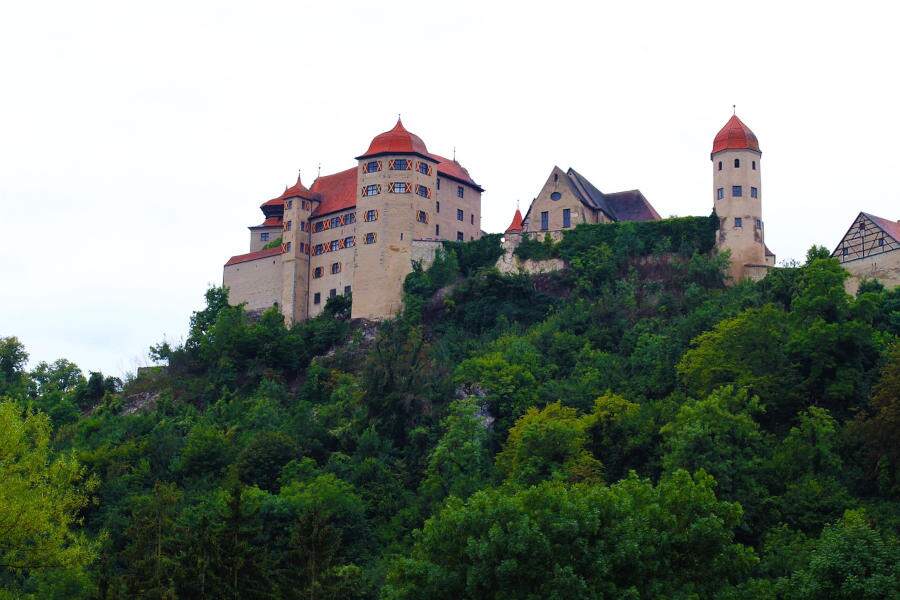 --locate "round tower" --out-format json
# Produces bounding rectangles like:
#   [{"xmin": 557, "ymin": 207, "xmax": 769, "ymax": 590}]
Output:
[{"xmin": 711, "ymin": 113, "xmax": 768, "ymax": 281}]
